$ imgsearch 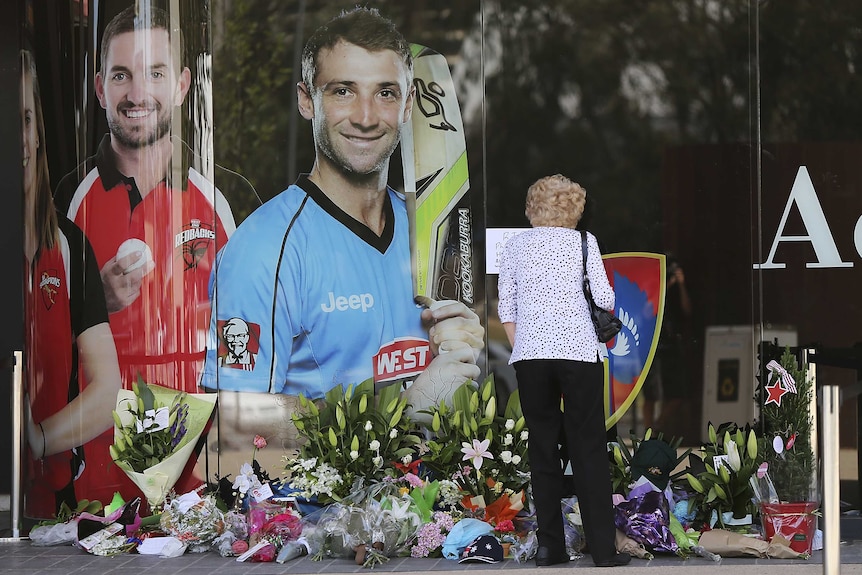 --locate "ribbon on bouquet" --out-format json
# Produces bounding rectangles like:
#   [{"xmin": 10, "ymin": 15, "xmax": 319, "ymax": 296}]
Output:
[{"xmin": 766, "ymin": 360, "xmax": 797, "ymax": 394}]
